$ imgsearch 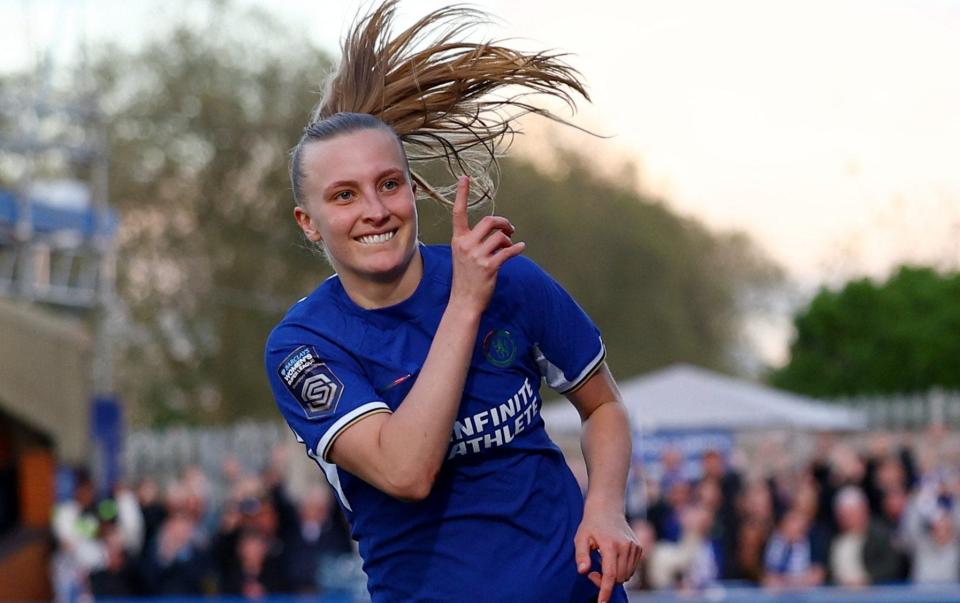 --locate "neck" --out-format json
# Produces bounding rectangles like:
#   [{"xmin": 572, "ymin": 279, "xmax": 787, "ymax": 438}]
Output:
[{"xmin": 338, "ymin": 247, "xmax": 423, "ymax": 309}]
